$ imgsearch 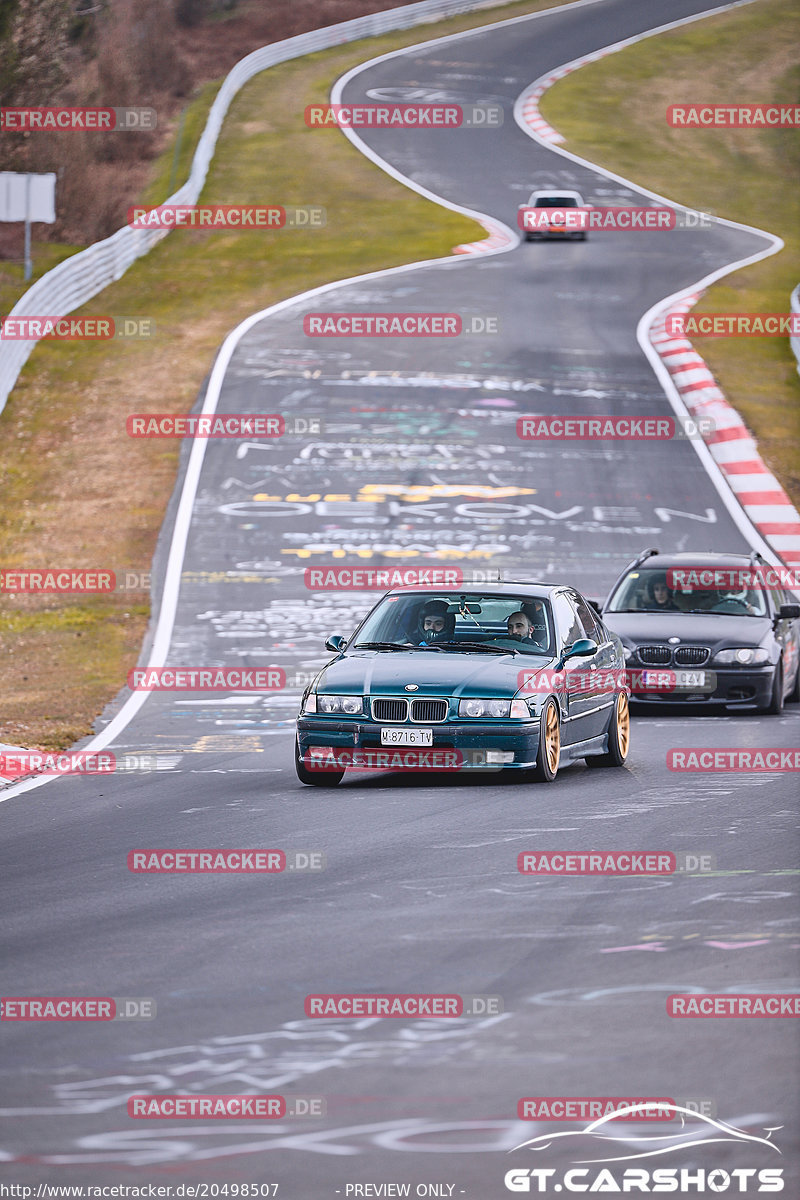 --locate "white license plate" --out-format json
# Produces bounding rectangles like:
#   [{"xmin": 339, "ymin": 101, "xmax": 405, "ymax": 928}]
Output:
[
  {"xmin": 380, "ymin": 727, "xmax": 433, "ymax": 747},
  {"xmin": 675, "ymin": 671, "xmax": 706, "ymax": 688}
]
